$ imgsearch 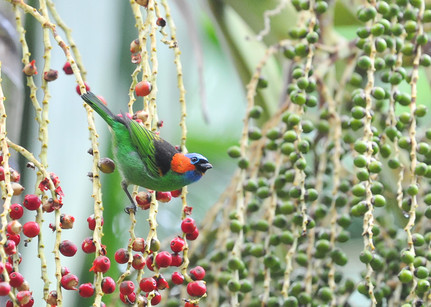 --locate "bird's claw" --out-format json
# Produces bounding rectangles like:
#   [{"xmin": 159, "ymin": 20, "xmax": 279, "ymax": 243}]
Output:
[{"xmin": 124, "ymin": 203, "xmax": 137, "ymax": 215}]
